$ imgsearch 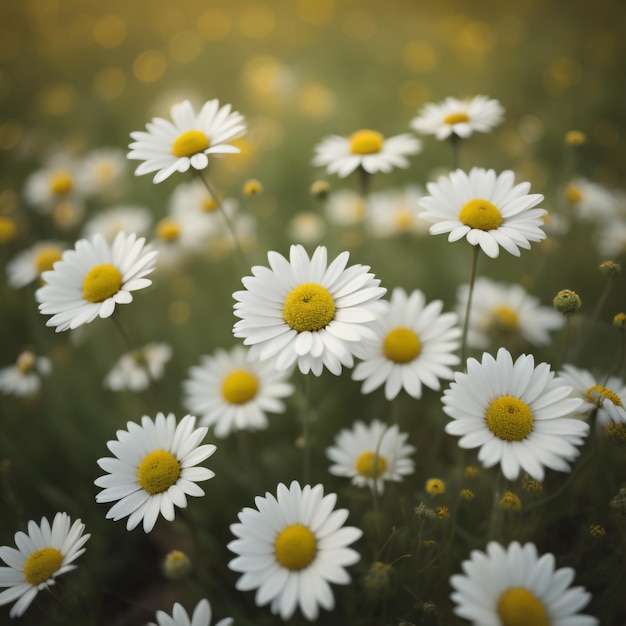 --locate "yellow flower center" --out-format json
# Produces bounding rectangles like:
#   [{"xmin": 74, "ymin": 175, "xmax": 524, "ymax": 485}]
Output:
[
  {"xmin": 17, "ymin": 351, "xmax": 36, "ymax": 374},
  {"xmin": 565, "ymin": 183, "xmax": 583, "ymax": 204},
  {"xmin": 222, "ymin": 370, "xmax": 259, "ymax": 405},
  {"xmin": 283, "ymin": 283, "xmax": 336, "ymax": 332},
  {"xmin": 395, "ymin": 208, "xmax": 413, "ymax": 231},
  {"xmin": 82, "ymin": 263, "xmax": 122, "ymax": 303},
  {"xmin": 49, "ymin": 171, "xmax": 73, "ymax": 195},
  {"xmin": 485, "ymin": 395, "xmax": 534, "ymax": 441},
  {"xmin": 497, "ymin": 587, "xmax": 549, "ymax": 626},
  {"xmin": 349, "ymin": 129, "xmax": 384, "ymax": 155},
  {"xmin": 355, "ymin": 450, "xmax": 388, "ymax": 478},
  {"xmin": 96, "ymin": 161, "xmax": 115, "ymax": 183},
  {"xmin": 0, "ymin": 217, "xmax": 17, "ymax": 243},
  {"xmin": 586, "ymin": 385, "xmax": 623, "ymax": 408},
  {"xmin": 383, "ymin": 327, "xmax": 422, "ymax": 363},
  {"xmin": 34, "ymin": 247, "xmax": 63, "ymax": 274},
  {"xmin": 443, "ymin": 112, "xmax": 470, "ymax": 125},
  {"xmin": 53, "ymin": 200, "xmax": 77, "ymax": 229},
  {"xmin": 172, "ymin": 130, "xmax": 210, "ymax": 158},
  {"xmin": 23, "ymin": 547, "xmax": 63, "ymax": 586},
  {"xmin": 156, "ymin": 218, "xmax": 181, "ymax": 242},
  {"xmin": 202, "ymin": 196, "xmax": 219, "ymax": 212},
  {"xmin": 275, "ymin": 524, "xmax": 317, "ymax": 571},
  {"xmin": 137, "ymin": 450, "xmax": 181, "ymax": 495},
  {"xmin": 492, "ymin": 305, "xmax": 519, "ymax": 330},
  {"xmin": 459, "ymin": 198, "xmax": 503, "ymax": 231}
]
